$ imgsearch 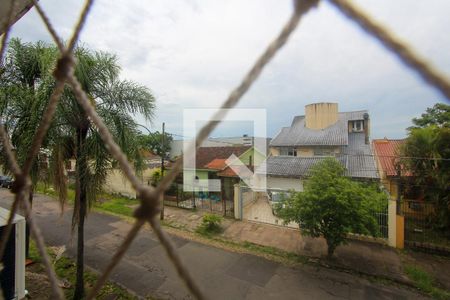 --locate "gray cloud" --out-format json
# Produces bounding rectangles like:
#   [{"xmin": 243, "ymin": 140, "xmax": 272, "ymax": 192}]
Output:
[{"xmin": 8, "ymin": 0, "xmax": 450, "ymax": 139}]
